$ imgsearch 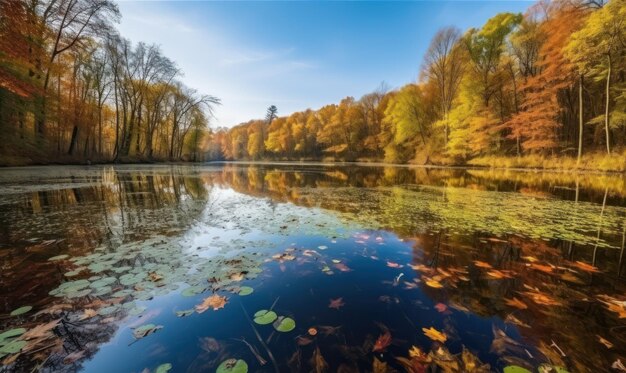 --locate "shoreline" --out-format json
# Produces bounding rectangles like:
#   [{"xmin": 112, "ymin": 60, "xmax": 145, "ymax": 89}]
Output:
[{"xmin": 2, "ymin": 158, "xmax": 625, "ymax": 176}]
